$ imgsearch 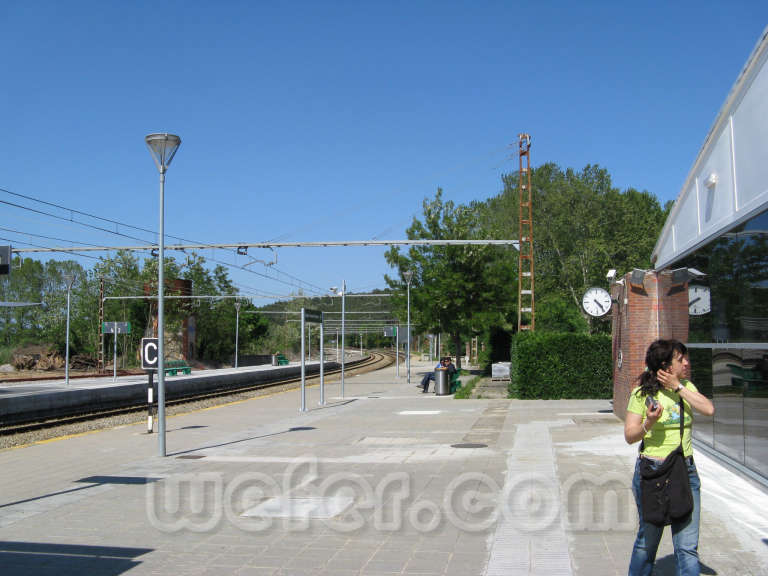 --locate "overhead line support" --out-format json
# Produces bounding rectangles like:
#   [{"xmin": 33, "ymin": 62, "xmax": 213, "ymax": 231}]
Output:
[
  {"xmin": 517, "ymin": 133, "xmax": 535, "ymax": 332},
  {"xmin": 12, "ymin": 239, "xmax": 520, "ymax": 254}
]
